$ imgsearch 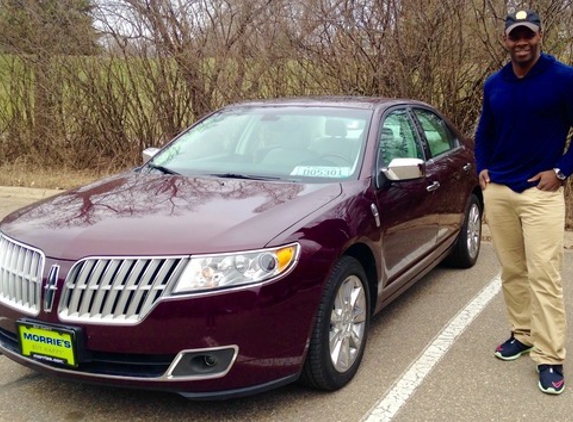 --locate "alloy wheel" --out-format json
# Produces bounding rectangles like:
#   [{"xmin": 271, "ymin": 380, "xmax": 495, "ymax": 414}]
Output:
[{"xmin": 329, "ymin": 275, "xmax": 367, "ymax": 373}]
